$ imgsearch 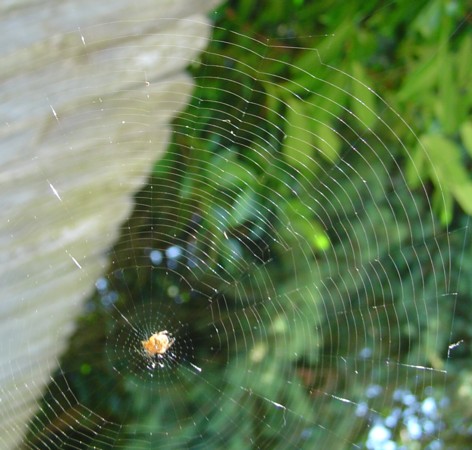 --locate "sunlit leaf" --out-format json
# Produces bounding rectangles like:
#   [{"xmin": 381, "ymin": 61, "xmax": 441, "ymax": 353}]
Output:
[
  {"xmin": 423, "ymin": 134, "xmax": 472, "ymax": 216},
  {"xmin": 283, "ymin": 97, "xmax": 316, "ymax": 173},
  {"xmin": 422, "ymin": 134, "xmax": 469, "ymax": 186},
  {"xmin": 314, "ymin": 122, "xmax": 341, "ymax": 163},
  {"xmin": 405, "ymin": 146, "xmax": 426, "ymax": 189},
  {"xmin": 351, "ymin": 61, "xmax": 377, "ymax": 129},
  {"xmin": 291, "ymin": 216, "xmax": 330, "ymax": 251}
]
